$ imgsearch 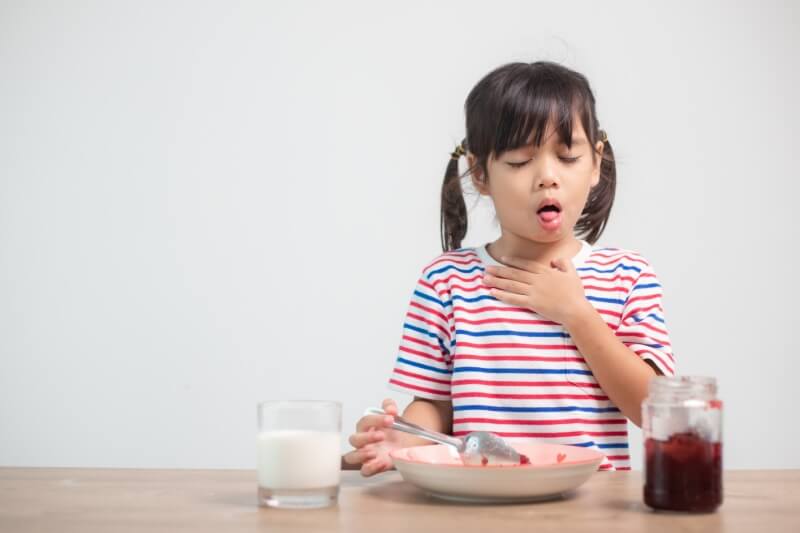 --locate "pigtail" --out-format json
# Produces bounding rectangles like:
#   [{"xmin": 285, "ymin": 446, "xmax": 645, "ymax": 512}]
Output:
[
  {"xmin": 440, "ymin": 139, "xmax": 468, "ymax": 251},
  {"xmin": 575, "ymin": 132, "xmax": 616, "ymax": 244}
]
